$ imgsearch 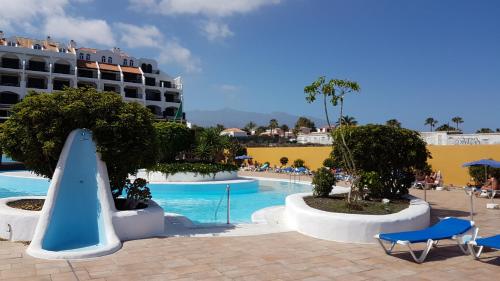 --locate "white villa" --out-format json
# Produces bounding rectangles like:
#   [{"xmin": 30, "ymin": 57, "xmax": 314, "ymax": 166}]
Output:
[
  {"xmin": 420, "ymin": 131, "xmax": 500, "ymax": 145},
  {"xmin": 0, "ymin": 32, "xmax": 183, "ymax": 121},
  {"xmin": 220, "ymin": 128, "xmax": 248, "ymax": 137}
]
